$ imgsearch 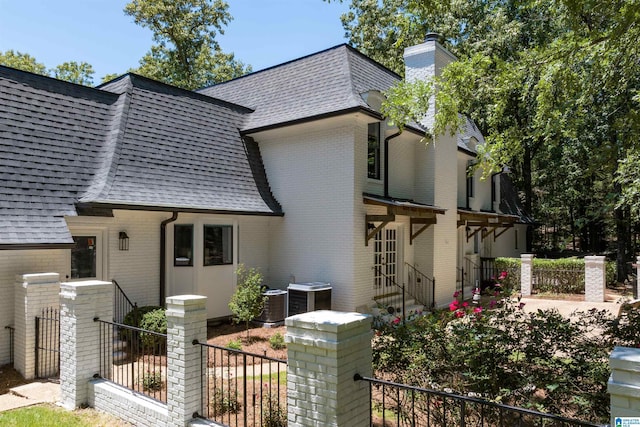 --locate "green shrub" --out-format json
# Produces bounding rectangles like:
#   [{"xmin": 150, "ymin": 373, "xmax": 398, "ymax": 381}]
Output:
[
  {"xmin": 141, "ymin": 370, "xmax": 163, "ymax": 391},
  {"xmin": 123, "ymin": 305, "xmax": 161, "ymax": 328},
  {"xmin": 372, "ymin": 291, "xmax": 627, "ymax": 424},
  {"xmin": 228, "ymin": 264, "xmax": 267, "ymax": 337},
  {"xmin": 226, "ymin": 339, "xmax": 242, "ymax": 350},
  {"xmin": 532, "ymin": 258, "xmax": 584, "ymax": 293},
  {"xmin": 211, "ymin": 388, "xmax": 241, "ymax": 415},
  {"xmin": 139, "ymin": 308, "xmax": 167, "ymax": 348},
  {"xmin": 269, "ymin": 332, "xmax": 286, "ymax": 350}
]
